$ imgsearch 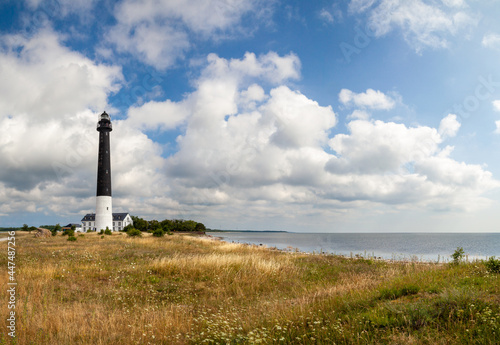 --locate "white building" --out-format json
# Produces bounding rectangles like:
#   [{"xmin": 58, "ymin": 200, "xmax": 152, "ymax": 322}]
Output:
[{"xmin": 81, "ymin": 213, "xmax": 133, "ymax": 232}]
